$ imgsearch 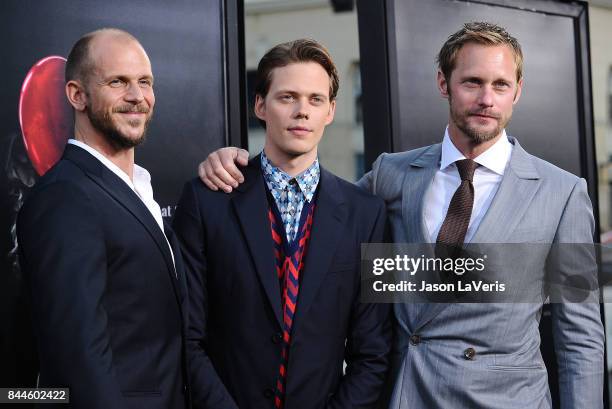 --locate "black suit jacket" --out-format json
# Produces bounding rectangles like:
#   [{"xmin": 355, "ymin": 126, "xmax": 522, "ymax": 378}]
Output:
[
  {"xmin": 173, "ymin": 157, "xmax": 392, "ymax": 409},
  {"xmin": 17, "ymin": 144, "xmax": 189, "ymax": 409}
]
